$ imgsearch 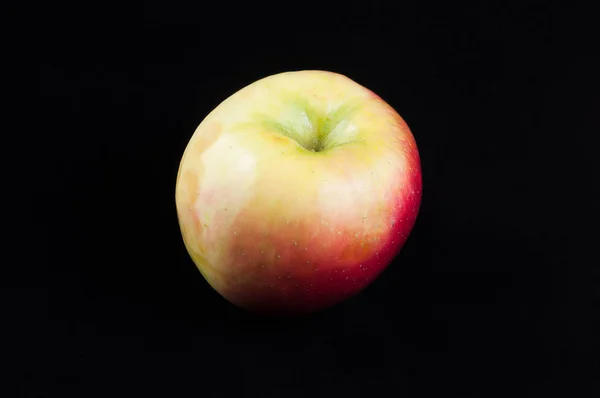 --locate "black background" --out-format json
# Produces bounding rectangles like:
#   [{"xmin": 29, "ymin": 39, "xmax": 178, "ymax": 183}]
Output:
[{"xmin": 25, "ymin": 0, "xmax": 599, "ymax": 396}]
